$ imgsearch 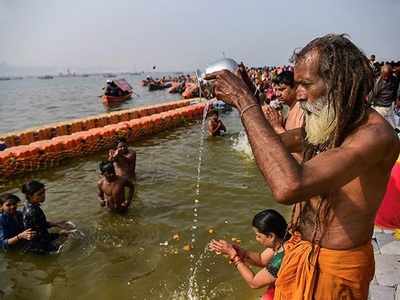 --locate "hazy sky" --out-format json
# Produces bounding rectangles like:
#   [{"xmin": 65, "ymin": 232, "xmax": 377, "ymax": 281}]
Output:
[{"xmin": 1, "ymin": 0, "xmax": 399, "ymax": 72}]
